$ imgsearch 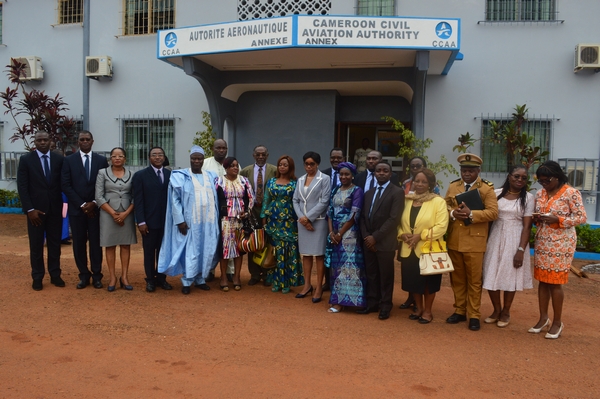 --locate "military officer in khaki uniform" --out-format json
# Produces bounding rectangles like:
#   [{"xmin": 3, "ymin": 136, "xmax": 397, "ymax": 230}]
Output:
[{"xmin": 444, "ymin": 154, "xmax": 498, "ymax": 331}]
